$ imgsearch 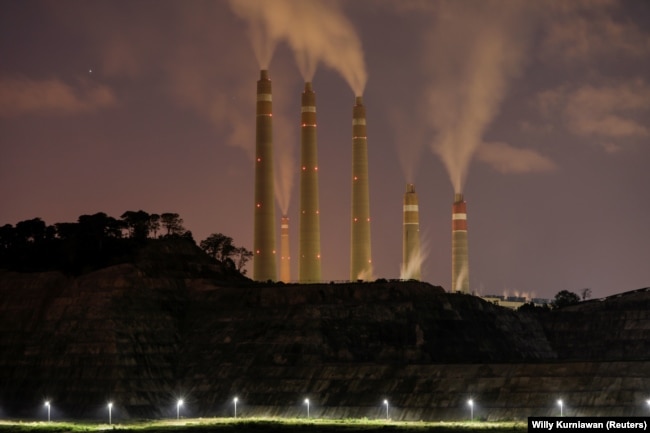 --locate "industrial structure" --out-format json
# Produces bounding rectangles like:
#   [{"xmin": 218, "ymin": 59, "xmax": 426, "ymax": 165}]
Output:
[
  {"xmin": 280, "ymin": 216, "xmax": 291, "ymax": 282},
  {"xmin": 253, "ymin": 69, "xmax": 277, "ymax": 282},
  {"xmin": 451, "ymin": 193, "xmax": 469, "ymax": 293},
  {"xmin": 350, "ymin": 96, "xmax": 373, "ymax": 281},
  {"xmin": 298, "ymin": 82, "xmax": 322, "ymax": 283},
  {"xmin": 249, "ymin": 69, "xmax": 476, "ymax": 291},
  {"xmin": 402, "ymin": 183, "xmax": 421, "ymax": 280}
]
